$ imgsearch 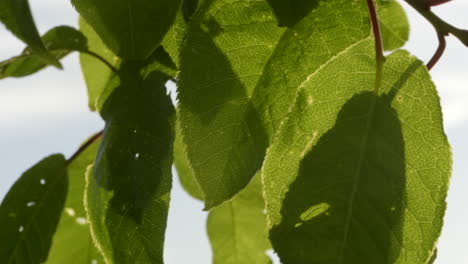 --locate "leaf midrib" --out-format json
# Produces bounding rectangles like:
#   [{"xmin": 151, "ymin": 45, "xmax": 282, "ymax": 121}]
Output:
[{"xmin": 337, "ymin": 92, "xmax": 379, "ymax": 264}]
